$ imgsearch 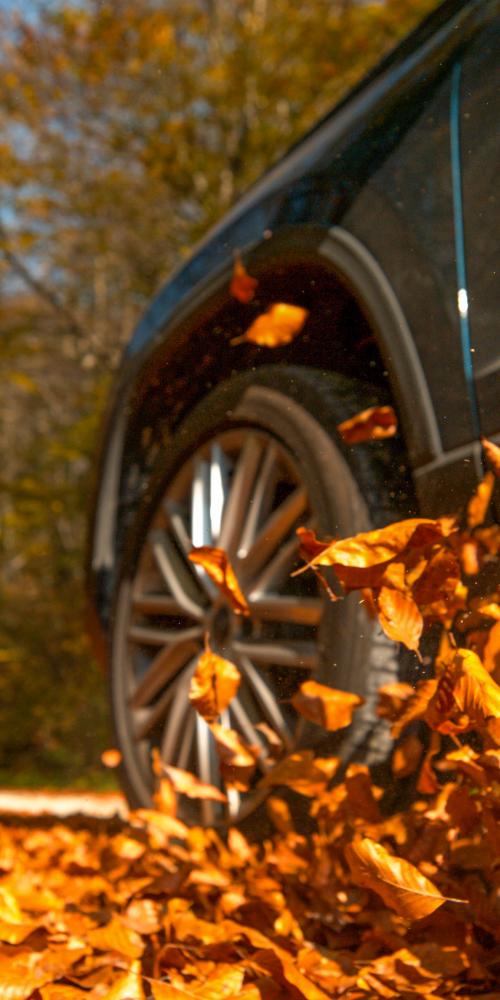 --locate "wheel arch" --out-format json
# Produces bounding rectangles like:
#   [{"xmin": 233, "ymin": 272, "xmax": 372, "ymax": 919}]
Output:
[{"xmin": 87, "ymin": 223, "xmax": 441, "ymax": 647}]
